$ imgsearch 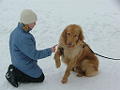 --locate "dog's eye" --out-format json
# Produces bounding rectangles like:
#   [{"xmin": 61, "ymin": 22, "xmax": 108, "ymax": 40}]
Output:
[
  {"xmin": 74, "ymin": 35, "xmax": 78, "ymax": 37},
  {"xmin": 67, "ymin": 33, "xmax": 70, "ymax": 36}
]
